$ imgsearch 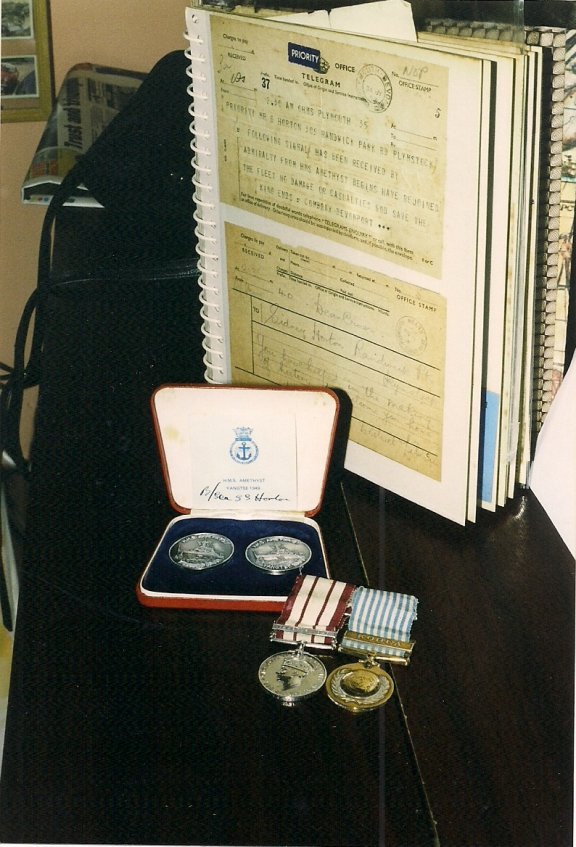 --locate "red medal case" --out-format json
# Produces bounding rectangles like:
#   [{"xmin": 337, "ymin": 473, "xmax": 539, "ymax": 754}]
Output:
[{"xmin": 137, "ymin": 385, "xmax": 340, "ymax": 611}]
